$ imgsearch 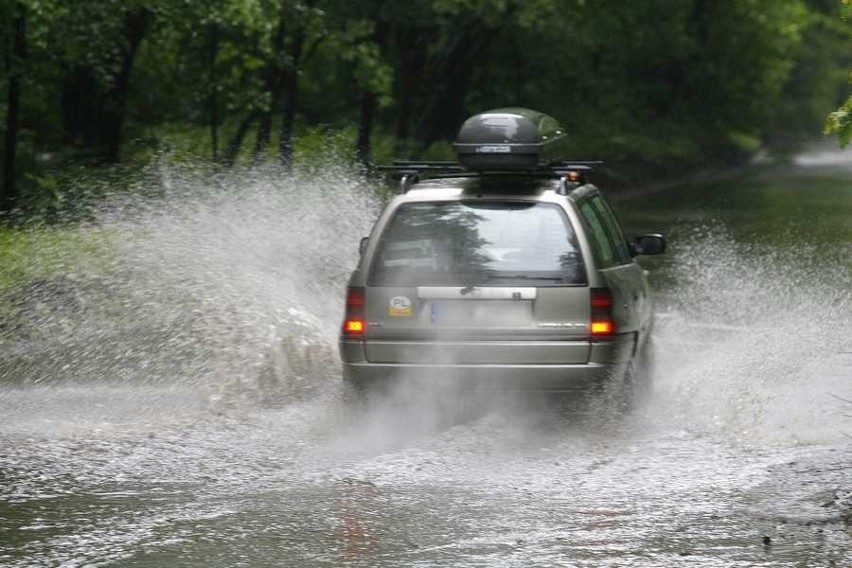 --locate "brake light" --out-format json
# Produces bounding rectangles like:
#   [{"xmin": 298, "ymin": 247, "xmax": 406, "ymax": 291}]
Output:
[
  {"xmin": 590, "ymin": 287, "xmax": 615, "ymax": 336},
  {"xmin": 342, "ymin": 287, "xmax": 366, "ymax": 336},
  {"xmin": 346, "ymin": 287, "xmax": 365, "ymax": 306}
]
